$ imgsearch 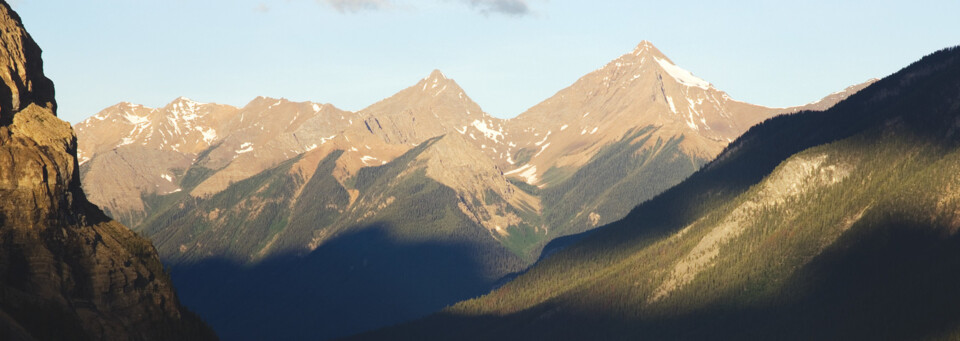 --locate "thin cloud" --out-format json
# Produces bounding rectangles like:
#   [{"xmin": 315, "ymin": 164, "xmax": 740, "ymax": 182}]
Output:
[
  {"xmin": 314, "ymin": 0, "xmax": 536, "ymax": 16},
  {"xmin": 463, "ymin": 0, "xmax": 531, "ymax": 16},
  {"xmin": 319, "ymin": 0, "xmax": 393, "ymax": 13}
]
